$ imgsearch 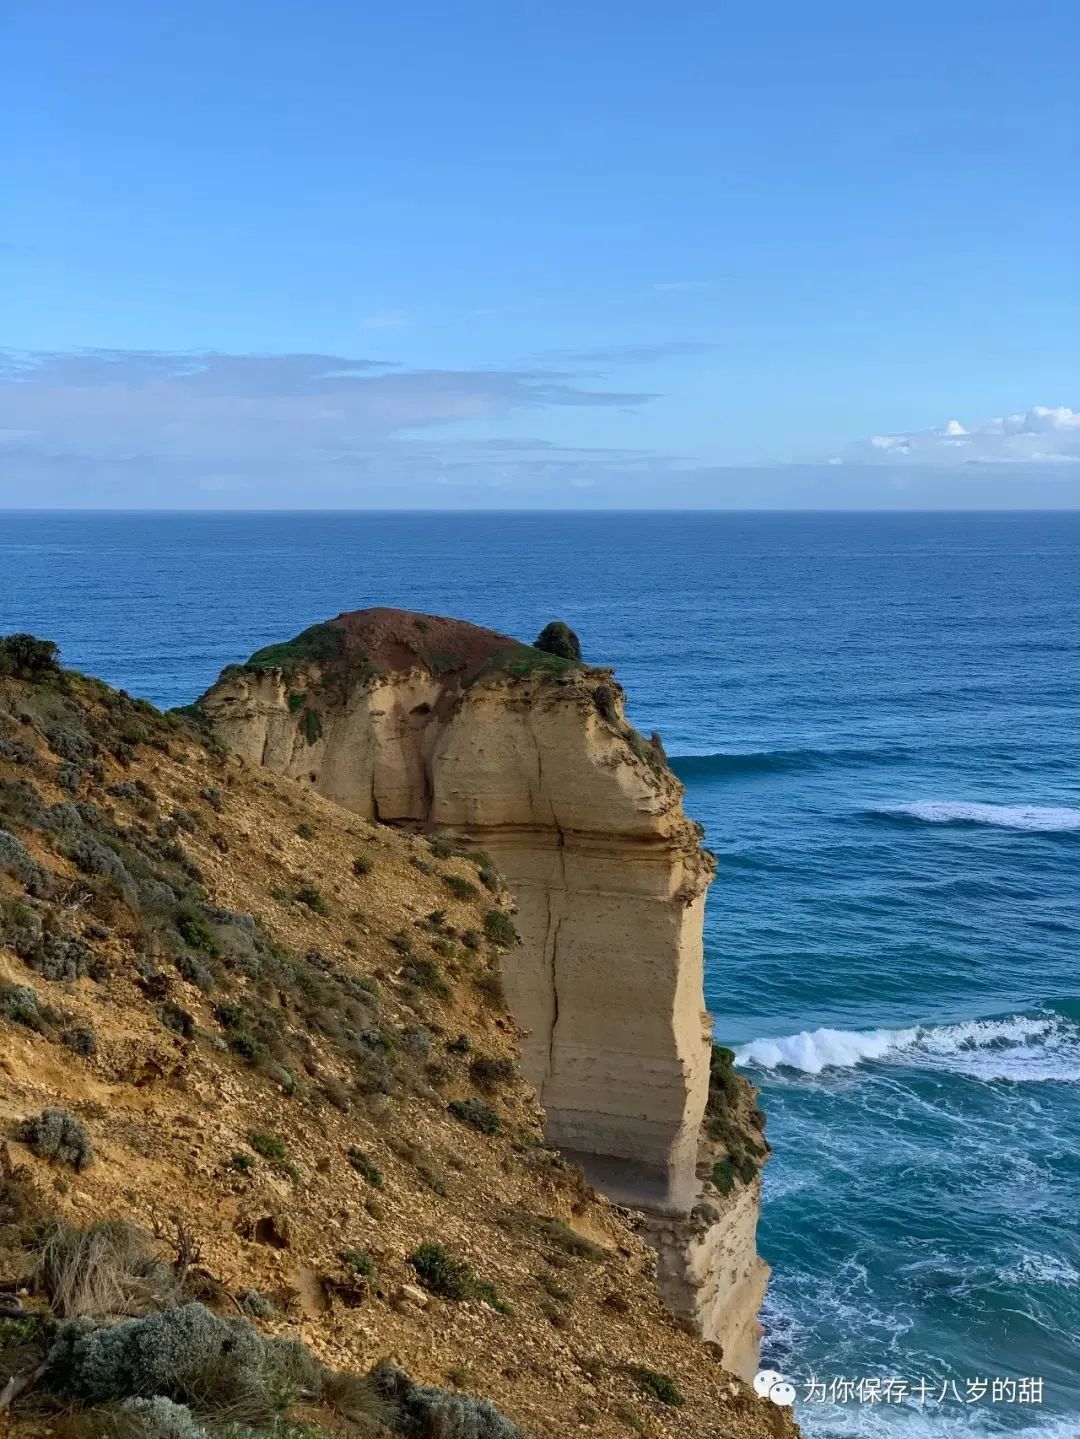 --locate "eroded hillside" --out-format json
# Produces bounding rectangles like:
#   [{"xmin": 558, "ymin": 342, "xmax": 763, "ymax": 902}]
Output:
[{"xmin": 0, "ymin": 637, "xmax": 791, "ymax": 1439}]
